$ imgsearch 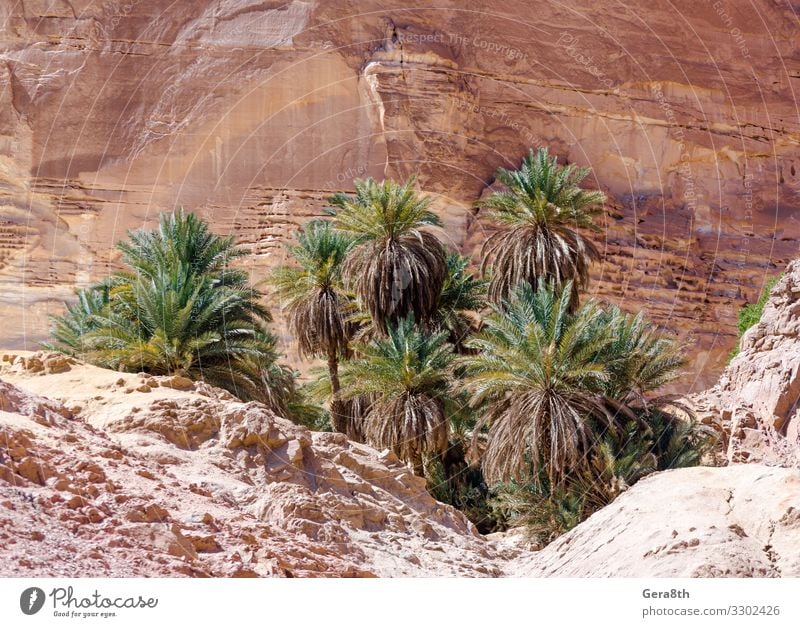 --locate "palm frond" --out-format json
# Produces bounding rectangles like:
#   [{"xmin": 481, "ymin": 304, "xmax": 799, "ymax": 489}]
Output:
[
  {"xmin": 478, "ymin": 147, "xmax": 604, "ymax": 308},
  {"xmin": 330, "ymin": 178, "xmax": 447, "ymax": 333}
]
